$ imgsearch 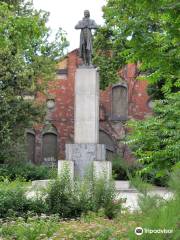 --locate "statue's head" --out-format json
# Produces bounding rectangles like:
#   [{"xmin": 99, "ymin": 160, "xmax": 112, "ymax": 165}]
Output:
[{"xmin": 84, "ymin": 10, "xmax": 90, "ymax": 18}]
